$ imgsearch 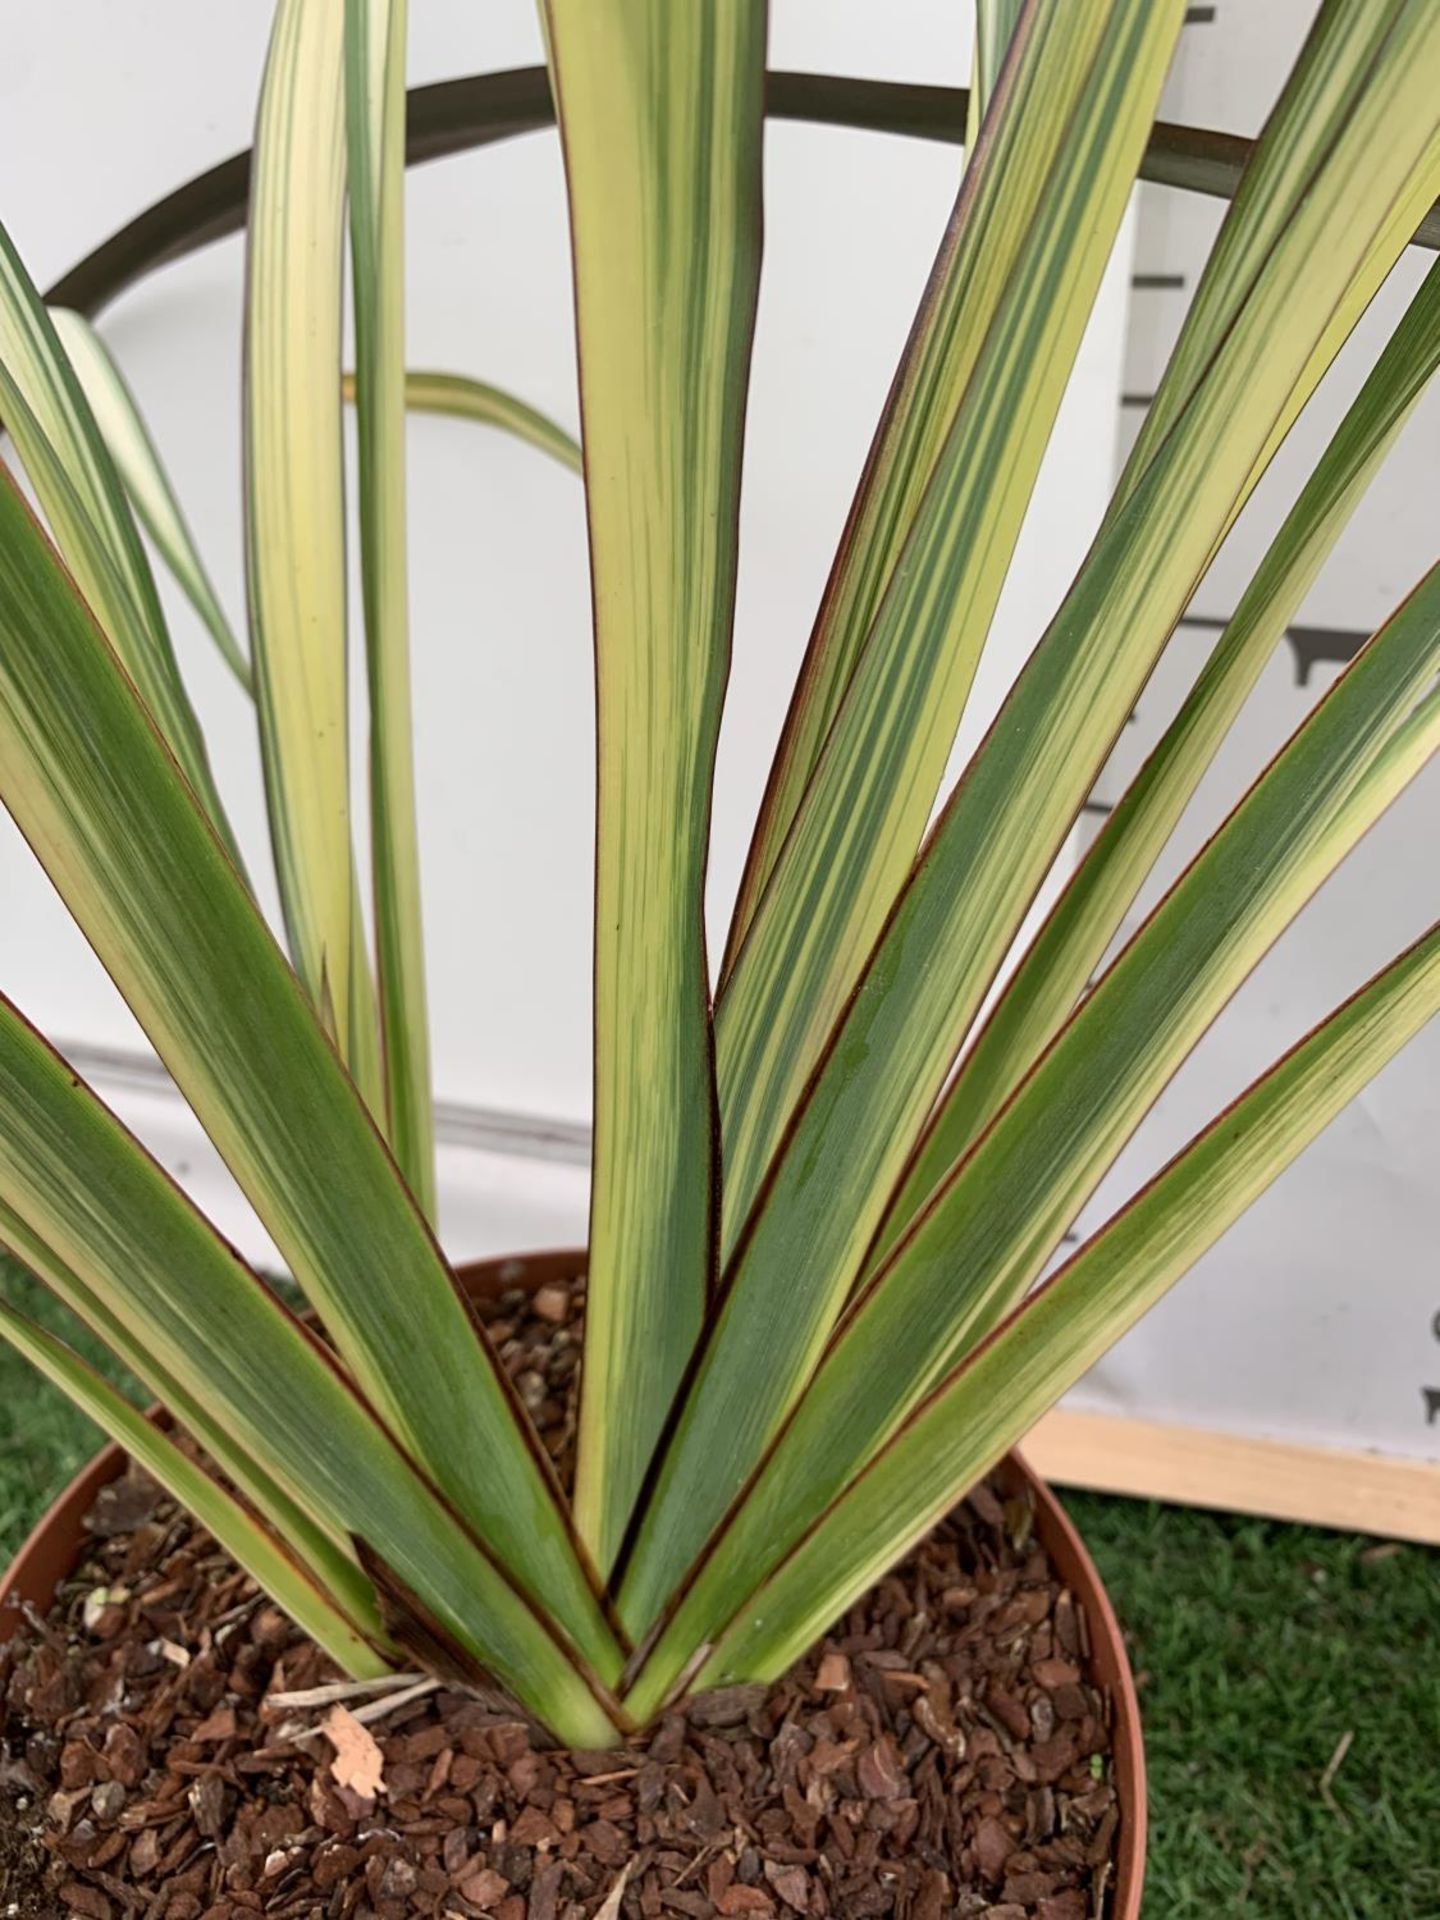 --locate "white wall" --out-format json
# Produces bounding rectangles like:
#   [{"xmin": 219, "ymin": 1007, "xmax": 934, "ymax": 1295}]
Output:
[{"xmin": 0, "ymin": 1, "xmax": 1133, "ymax": 1255}]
